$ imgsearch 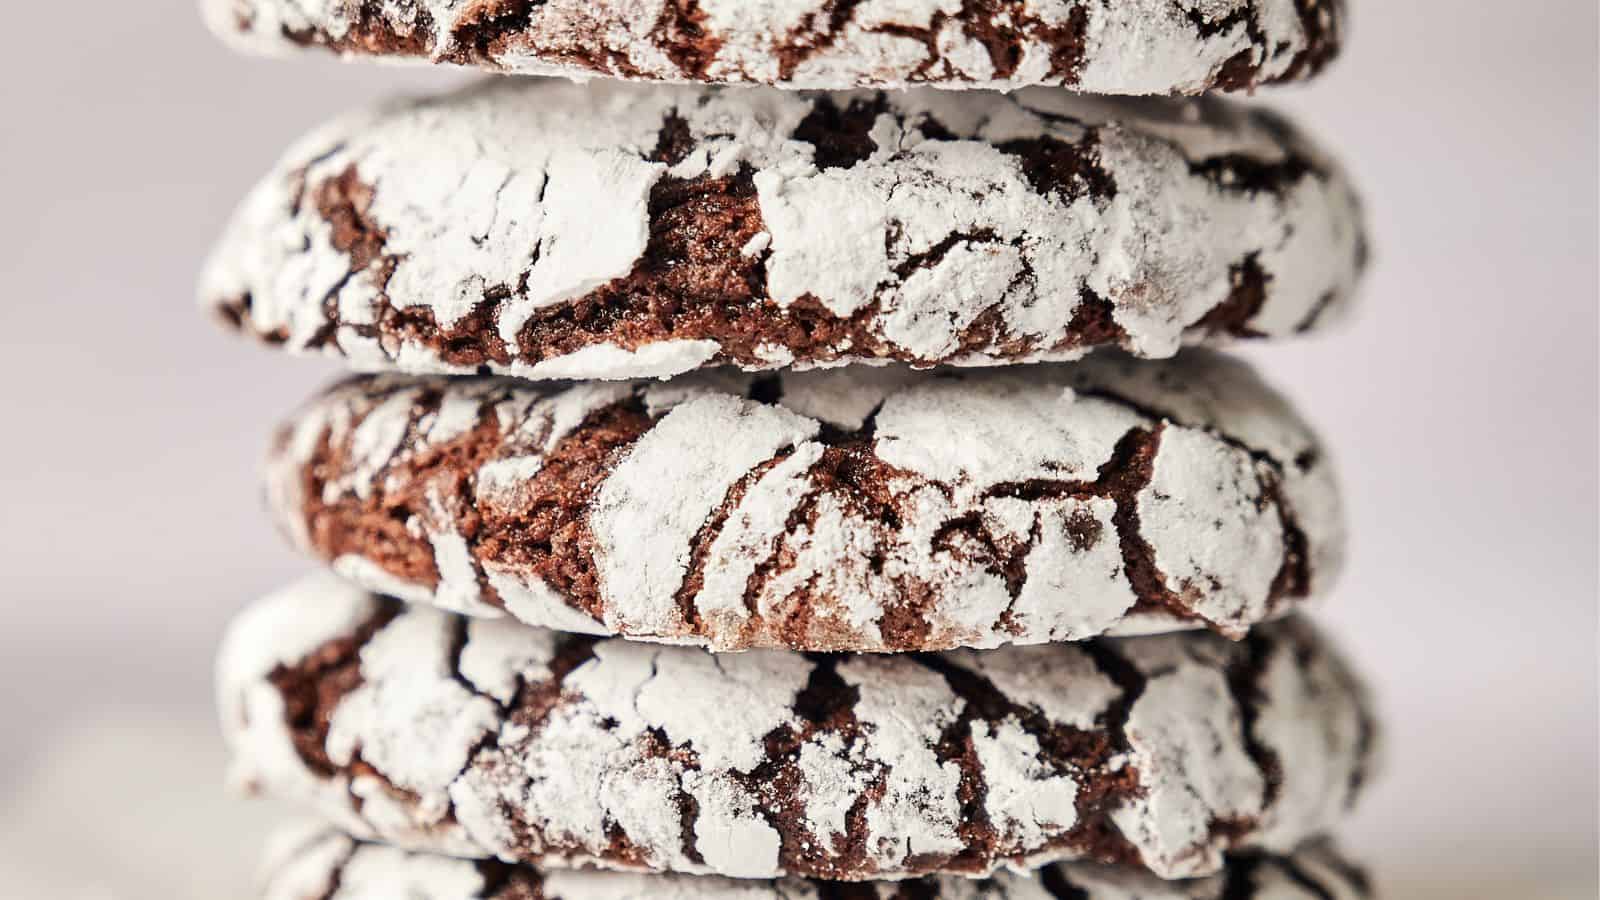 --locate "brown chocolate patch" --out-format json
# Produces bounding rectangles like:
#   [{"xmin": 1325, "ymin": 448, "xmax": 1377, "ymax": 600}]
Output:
[
  {"xmin": 1193, "ymin": 255, "xmax": 1270, "ymax": 339},
  {"xmin": 793, "ymin": 95, "xmax": 889, "ymax": 170},
  {"xmin": 280, "ymin": 2, "xmax": 436, "ymax": 56},
  {"xmin": 314, "ymin": 165, "xmax": 389, "ymax": 270},
  {"xmin": 1064, "ymin": 291, "xmax": 1131, "ymax": 348},
  {"xmin": 650, "ymin": 110, "xmax": 697, "ymax": 166},
  {"xmin": 1181, "ymin": 1, "xmax": 1344, "ymax": 93},
  {"xmin": 302, "ymin": 165, "xmax": 403, "ymax": 353},
  {"xmin": 1261, "ymin": 468, "xmax": 1311, "ymax": 610},
  {"xmin": 214, "ymin": 293, "xmax": 251, "ymax": 332},
  {"xmin": 998, "ymin": 134, "xmax": 1117, "ymax": 203},
  {"xmin": 1218, "ymin": 854, "xmax": 1268, "ymax": 900},
  {"xmin": 474, "ymin": 859, "xmax": 548, "ymax": 900},
  {"xmin": 1184, "ymin": 5, "xmax": 1267, "ymax": 93},
  {"xmin": 293, "ymin": 383, "xmax": 653, "ymax": 620},
  {"xmin": 673, "ymin": 452, "xmax": 793, "ymax": 631},
  {"xmin": 295, "ymin": 394, "xmax": 445, "ymax": 590},
  {"xmin": 265, "ymin": 603, "xmax": 401, "ymax": 777},
  {"xmin": 473, "ymin": 401, "xmax": 655, "ymax": 618},
  {"xmin": 1093, "ymin": 426, "xmax": 1199, "ymax": 622},
  {"xmin": 842, "ymin": 1, "xmax": 1093, "ymax": 85},
  {"xmin": 1226, "ymin": 633, "xmax": 1287, "ymax": 810},
  {"xmin": 1076, "ymin": 385, "xmax": 1322, "ymax": 620},
  {"xmin": 448, "ymin": 1, "xmax": 544, "ymax": 66},
  {"xmin": 652, "ymin": 0, "xmax": 723, "ymax": 81},
  {"xmin": 914, "ymin": 652, "xmax": 1145, "ymax": 870},
  {"xmin": 1279, "ymin": 0, "xmax": 1346, "ymax": 84},
  {"xmin": 773, "ymin": 0, "xmax": 871, "ymax": 81},
  {"xmin": 1189, "ymin": 142, "xmax": 1314, "ymax": 195}
]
